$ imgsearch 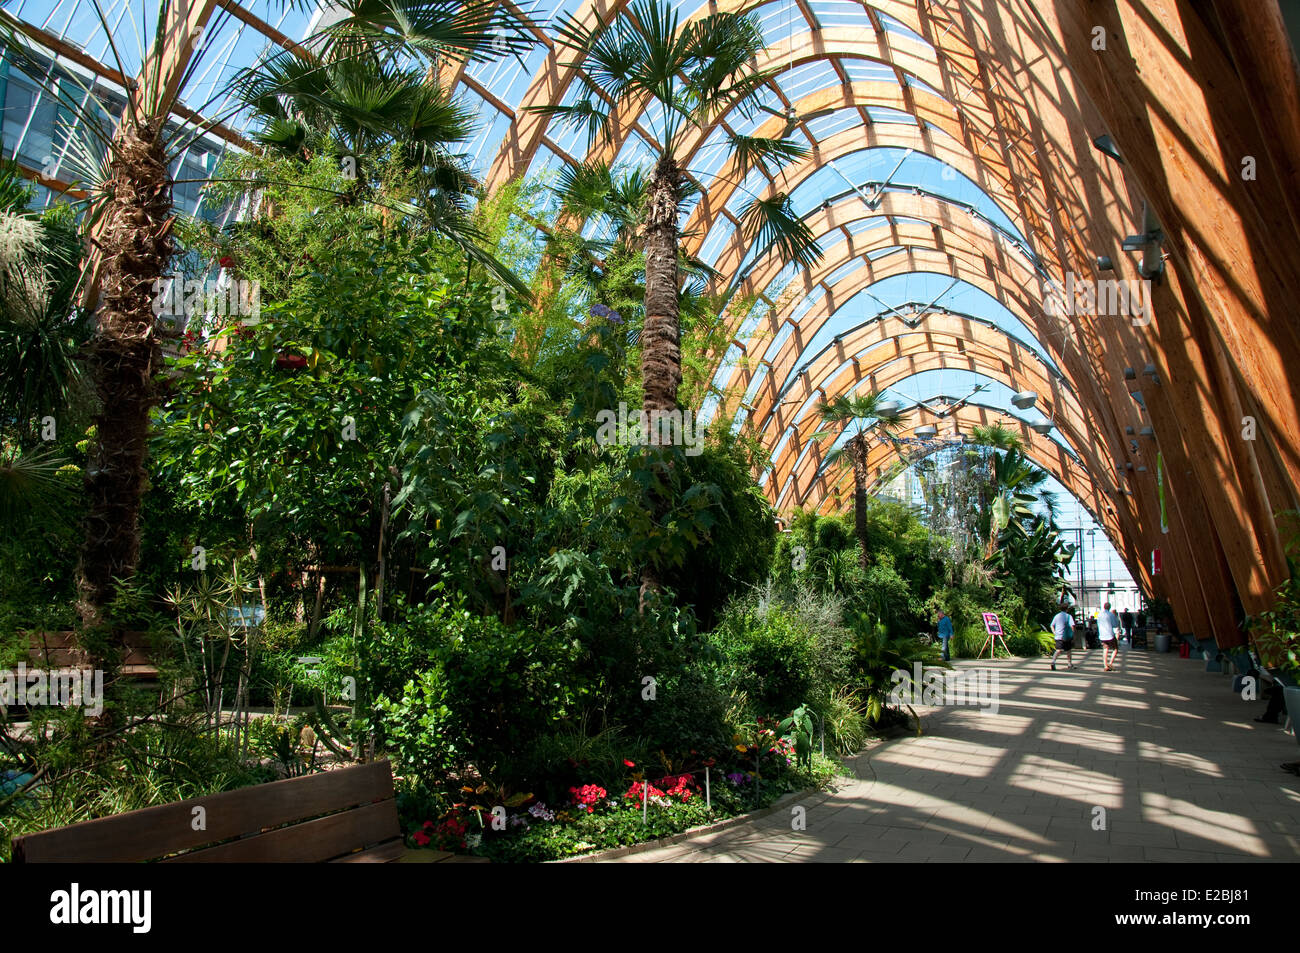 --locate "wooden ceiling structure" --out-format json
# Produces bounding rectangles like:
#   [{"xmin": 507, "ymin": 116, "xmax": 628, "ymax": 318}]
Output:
[
  {"xmin": 8, "ymin": 0, "xmax": 1299, "ymax": 645},
  {"xmin": 467, "ymin": 0, "xmax": 1300, "ymax": 647}
]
